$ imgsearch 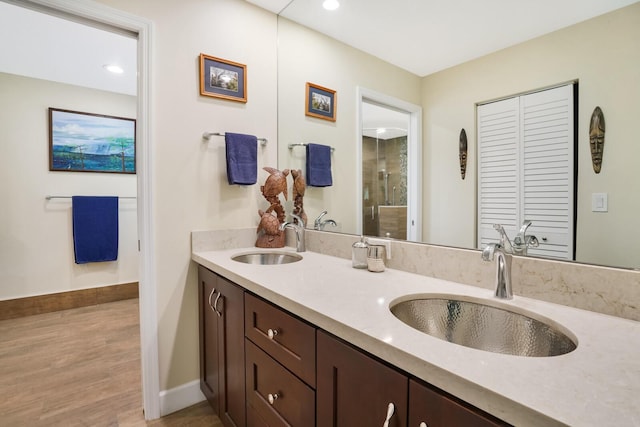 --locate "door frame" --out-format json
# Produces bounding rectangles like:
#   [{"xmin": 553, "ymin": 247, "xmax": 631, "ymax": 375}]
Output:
[
  {"xmin": 356, "ymin": 87, "xmax": 422, "ymax": 241},
  {"xmin": 14, "ymin": 0, "xmax": 160, "ymax": 419}
]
